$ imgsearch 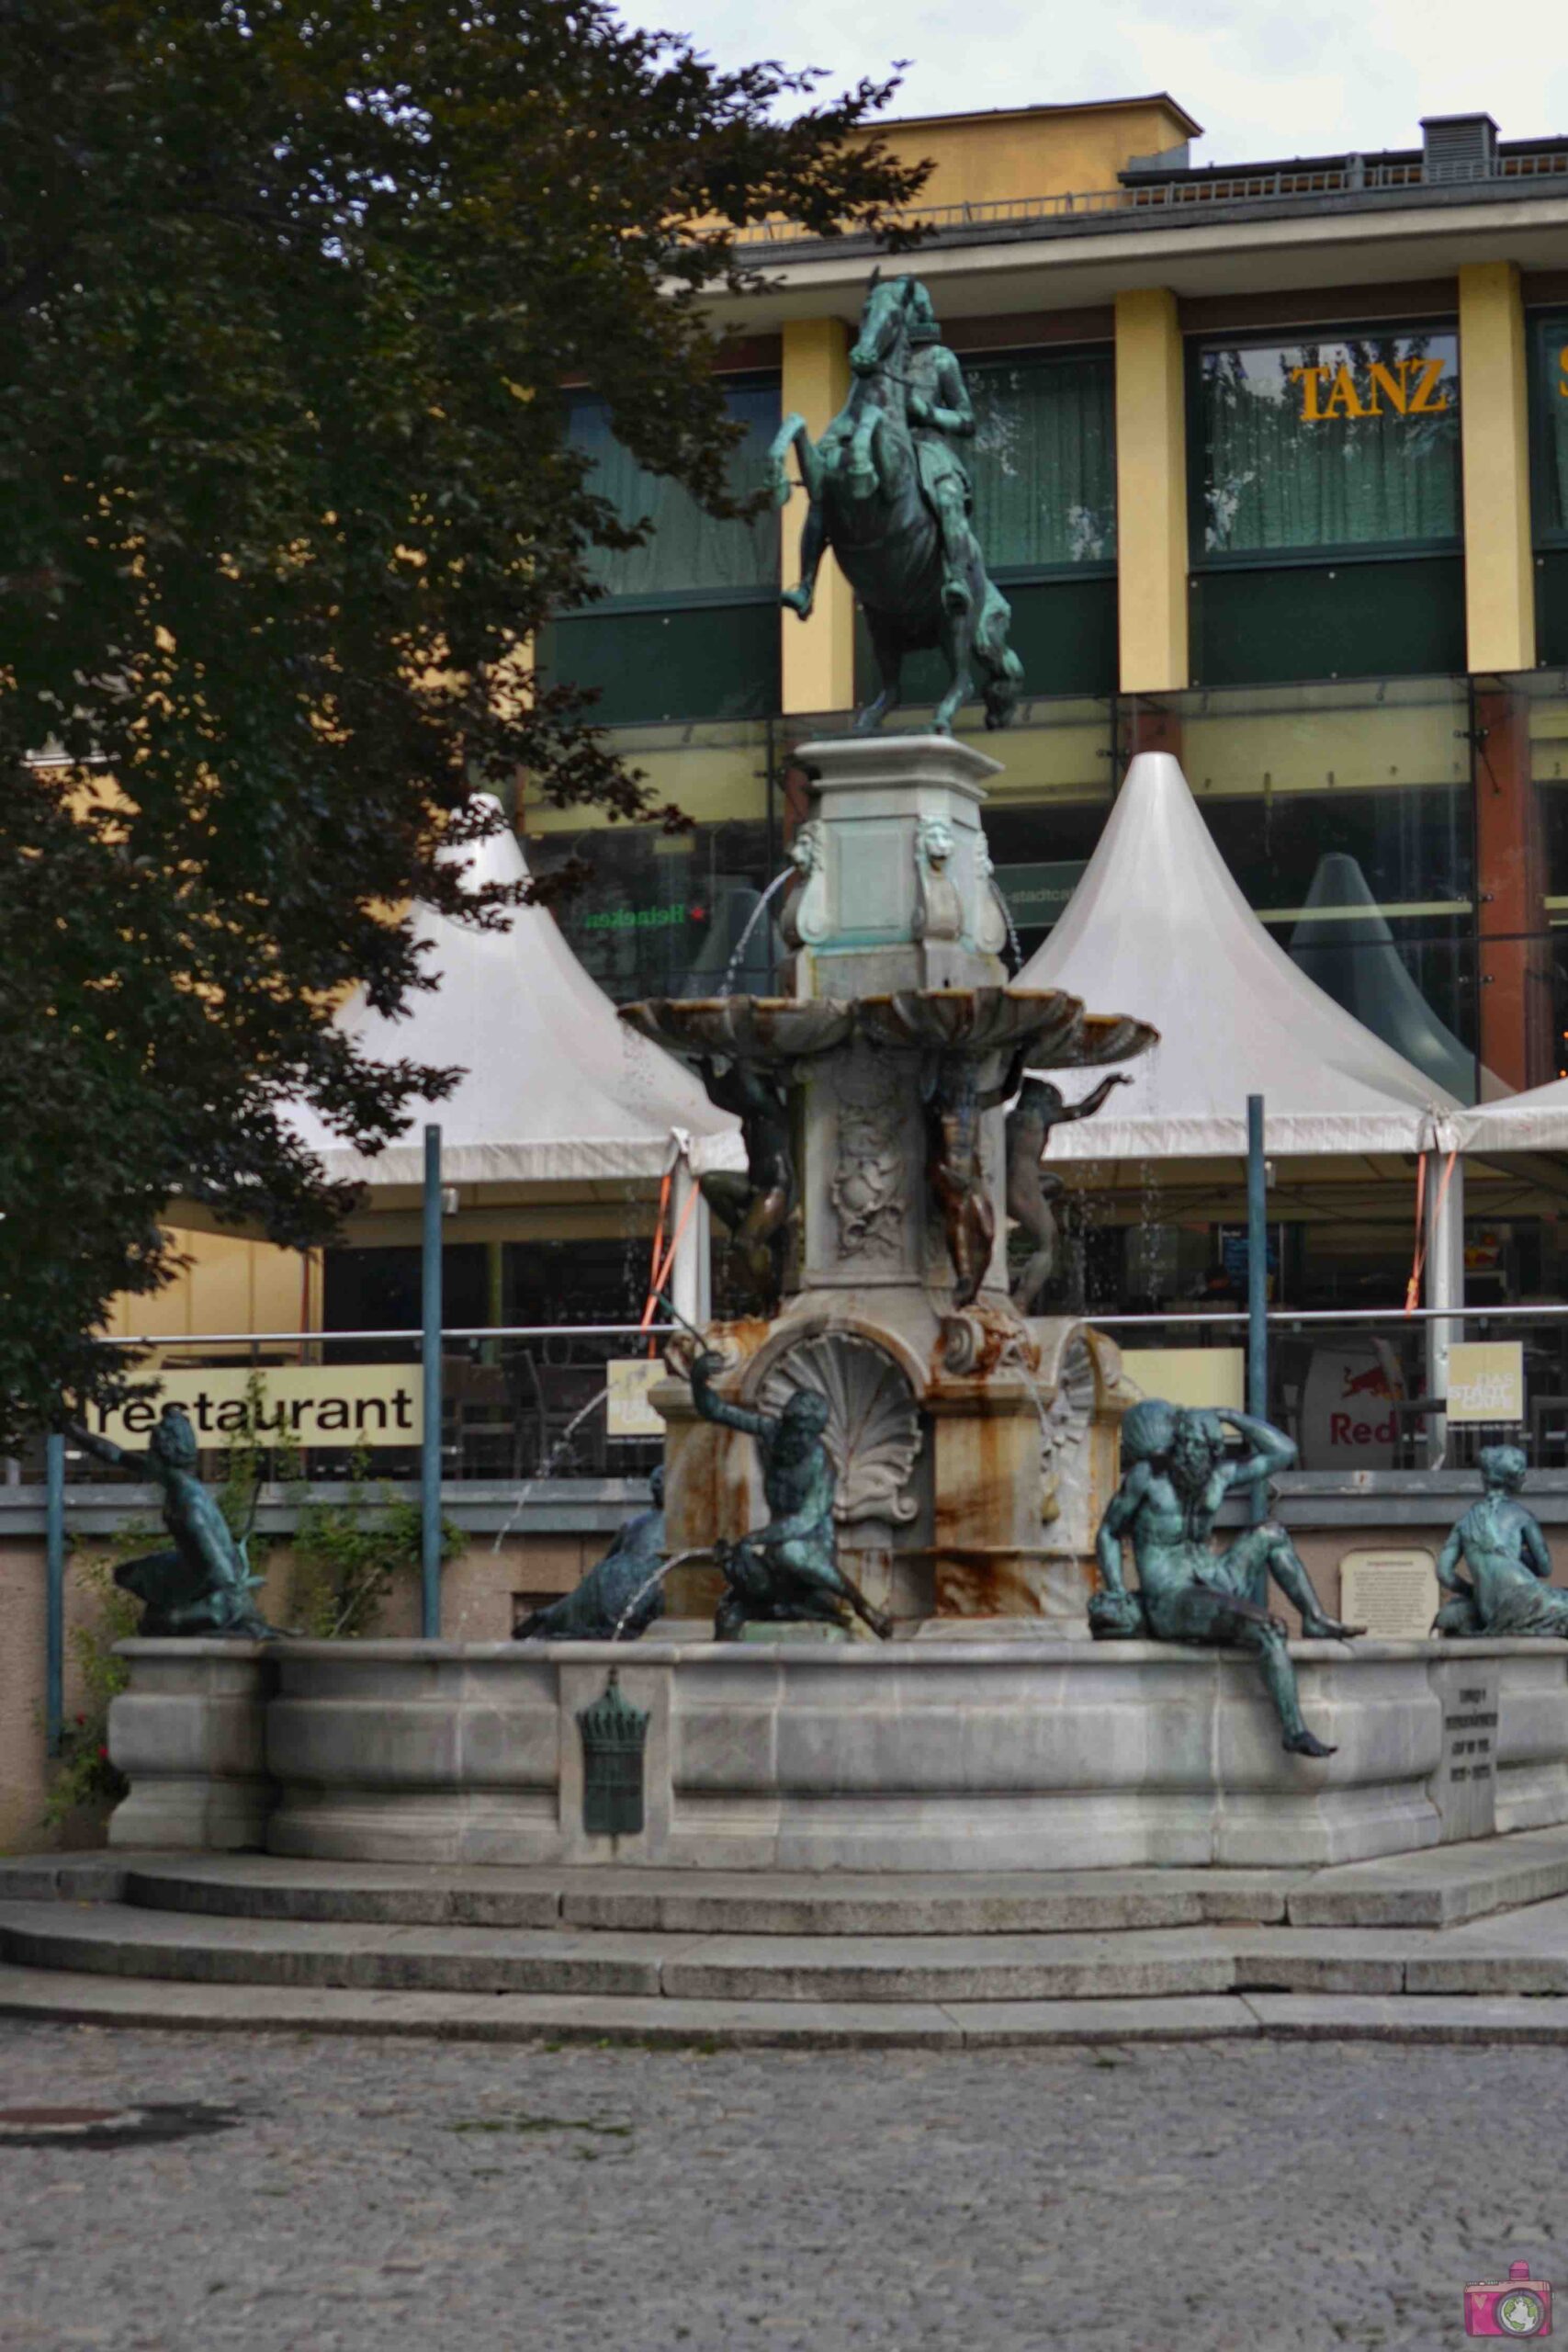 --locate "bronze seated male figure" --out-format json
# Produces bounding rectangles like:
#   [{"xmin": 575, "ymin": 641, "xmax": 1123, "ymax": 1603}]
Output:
[{"xmin": 1092, "ymin": 1400, "xmax": 1362, "ymax": 1756}]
